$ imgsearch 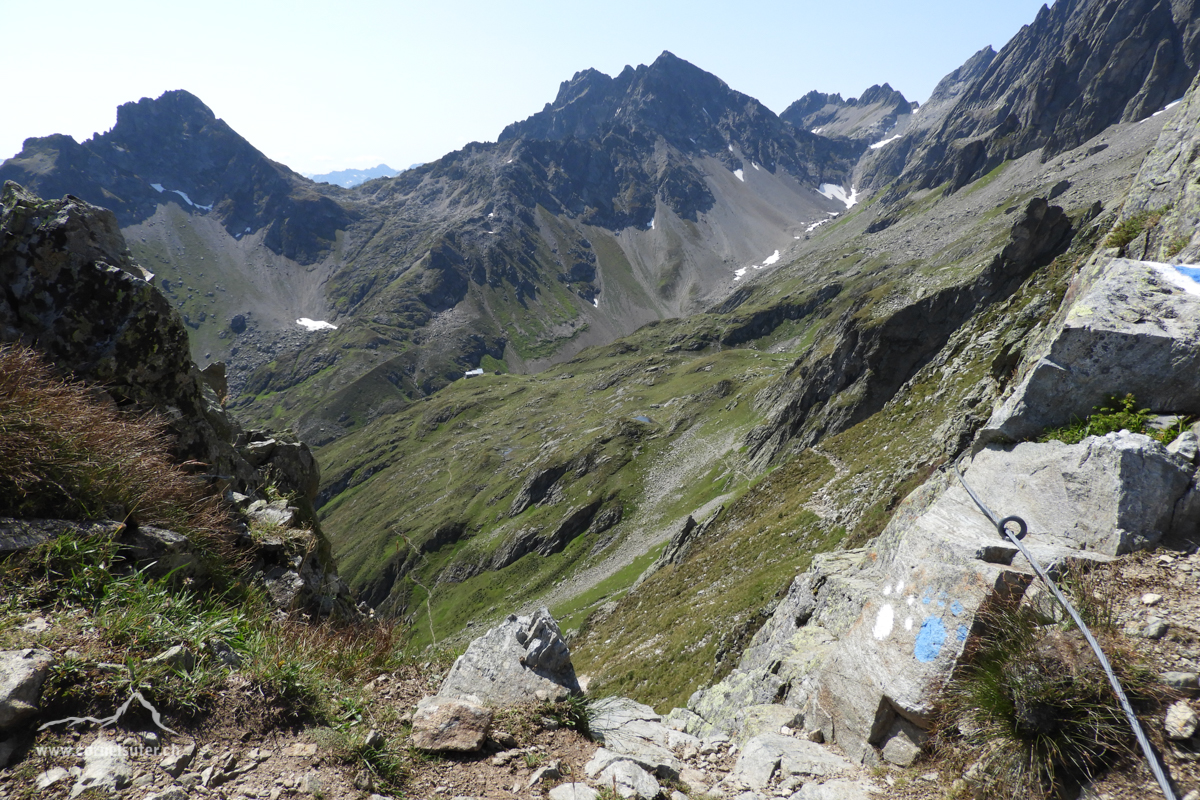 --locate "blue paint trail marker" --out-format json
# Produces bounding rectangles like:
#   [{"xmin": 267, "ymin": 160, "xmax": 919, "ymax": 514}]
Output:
[
  {"xmin": 914, "ymin": 617, "xmax": 946, "ymax": 663},
  {"xmin": 951, "ymin": 600, "xmax": 964, "ymax": 617},
  {"xmin": 957, "ymin": 624, "xmax": 969, "ymax": 642}
]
